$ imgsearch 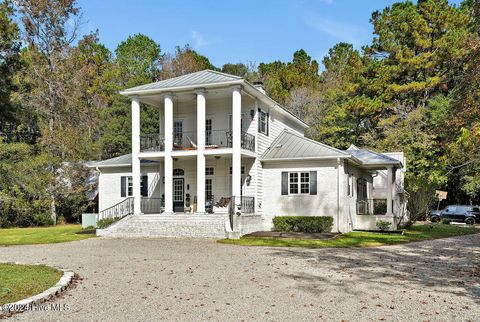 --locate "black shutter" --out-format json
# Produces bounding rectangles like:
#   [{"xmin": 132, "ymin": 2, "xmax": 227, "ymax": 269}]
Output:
[
  {"xmin": 281, "ymin": 172, "xmax": 288, "ymax": 195},
  {"xmin": 141, "ymin": 175, "xmax": 148, "ymax": 197},
  {"xmin": 266, "ymin": 112, "xmax": 269, "ymax": 136},
  {"xmin": 121, "ymin": 176, "xmax": 126, "ymax": 197},
  {"xmin": 310, "ymin": 171, "xmax": 317, "ymax": 195},
  {"xmin": 257, "ymin": 108, "xmax": 261, "ymax": 132}
]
